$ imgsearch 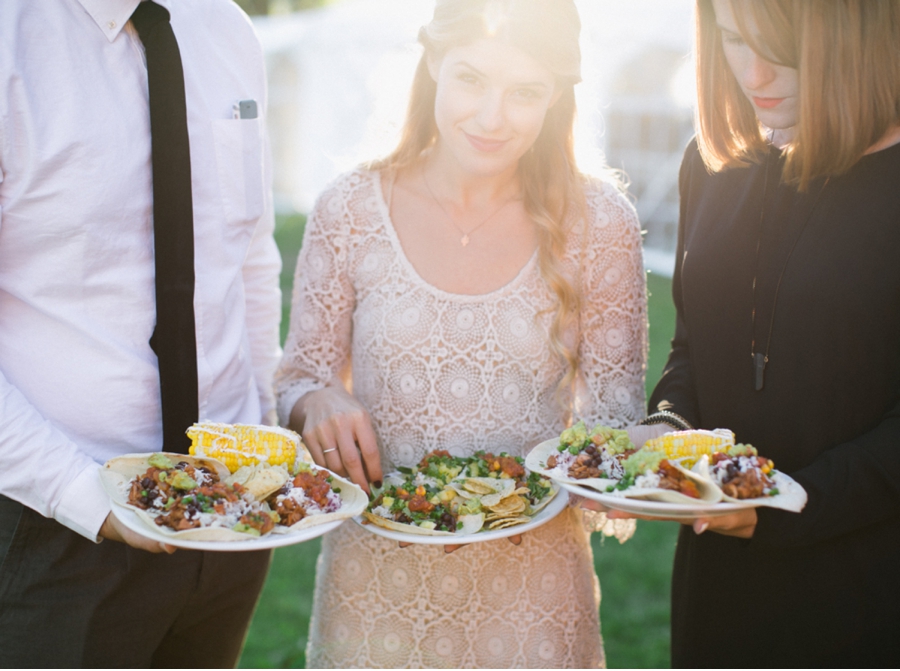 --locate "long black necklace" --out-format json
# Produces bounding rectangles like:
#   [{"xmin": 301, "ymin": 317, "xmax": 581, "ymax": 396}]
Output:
[{"xmin": 750, "ymin": 151, "xmax": 829, "ymax": 391}]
